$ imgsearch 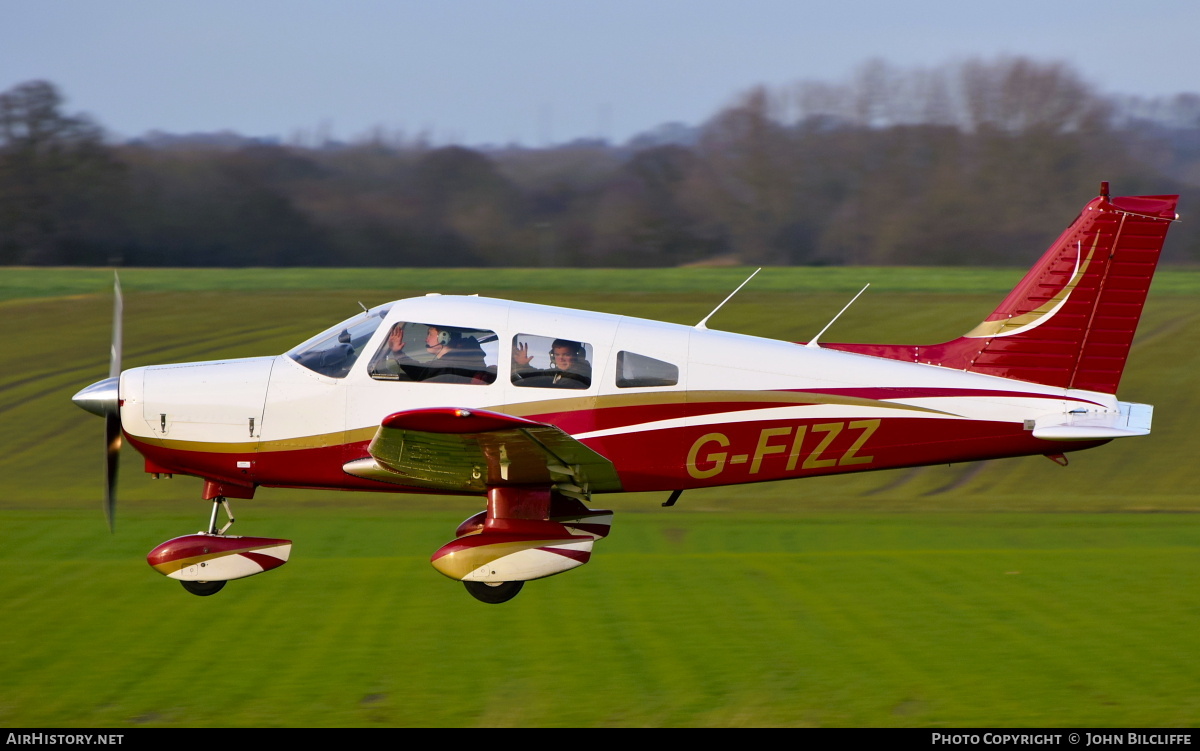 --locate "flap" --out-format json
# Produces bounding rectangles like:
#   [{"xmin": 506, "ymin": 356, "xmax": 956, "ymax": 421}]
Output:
[{"xmin": 343, "ymin": 407, "xmax": 622, "ymax": 496}]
